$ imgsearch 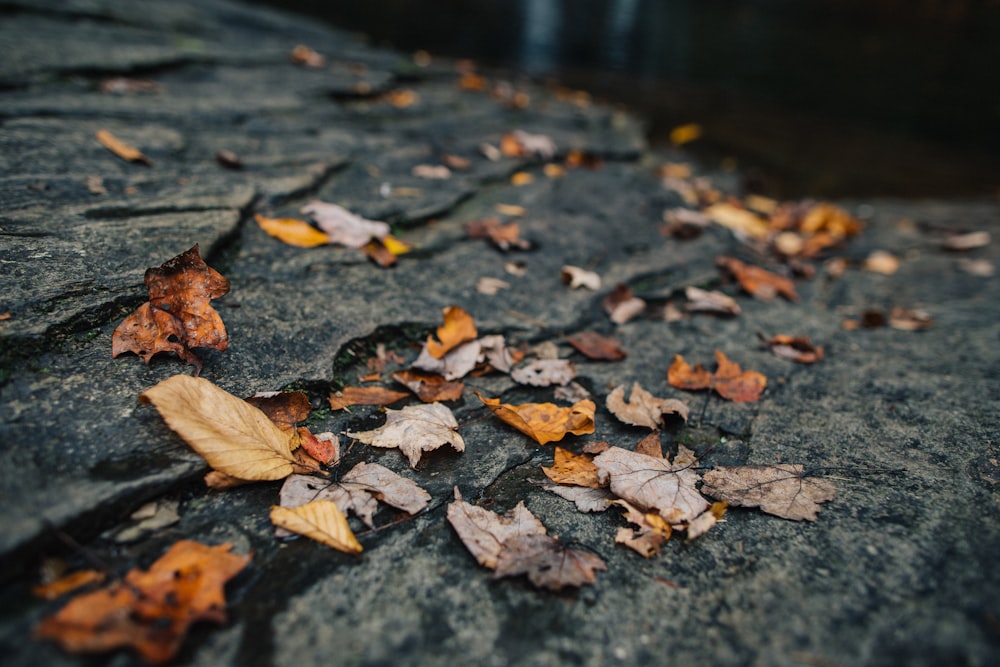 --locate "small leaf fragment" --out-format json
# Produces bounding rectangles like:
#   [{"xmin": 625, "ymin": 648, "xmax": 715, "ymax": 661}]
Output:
[
  {"xmin": 391, "ymin": 369, "xmax": 464, "ymax": 402},
  {"xmin": 603, "ymin": 284, "xmax": 646, "ymax": 324},
  {"xmin": 95, "ymin": 129, "xmax": 151, "ymax": 165},
  {"xmin": 254, "ymin": 214, "xmax": 329, "ymax": 247},
  {"xmin": 717, "ymin": 256, "xmax": 798, "ymax": 301},
  {"xmin": 763, "ymin": 334, "xmax": 824, "ymax": 364},
  {"xmin": 561, "ymin": 265, "xmax": 601, "ymax": 290},
  {"xmin": 567, "ymin": 331, "xmax": 626, "ymax": 361},
  {"xmin": 511, "ymin": 358, "xmax": 576, "ymax": 387}
]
